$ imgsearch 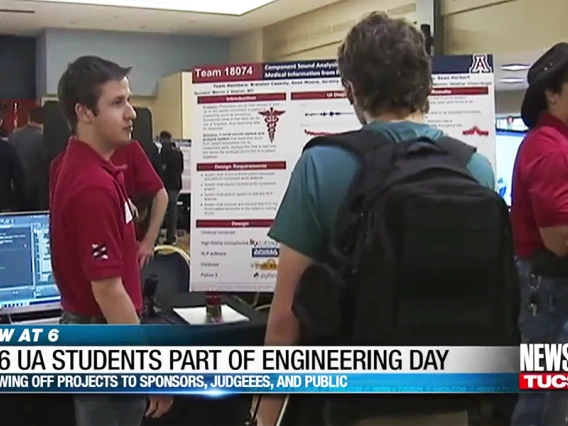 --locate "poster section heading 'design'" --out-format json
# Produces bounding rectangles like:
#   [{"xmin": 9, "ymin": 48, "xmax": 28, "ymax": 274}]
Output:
[{"xmin": 189, "ymin": 55, "xmax": 495, "ymax": 293}]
